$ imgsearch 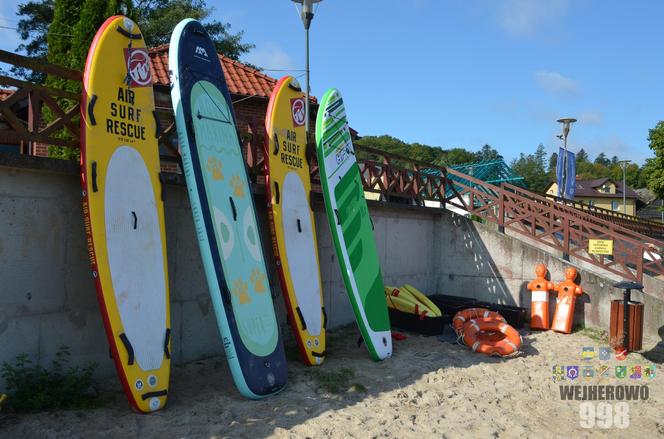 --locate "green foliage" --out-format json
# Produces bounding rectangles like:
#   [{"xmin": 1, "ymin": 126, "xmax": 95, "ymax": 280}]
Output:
[
  {"xmin": 307, "ymin": 367, "xmax": 365, "ymax": 394},
  {"xmin": 511, "ymin": 144, "xmax": 549, "ymax": 193},
  {"xmin": 135, "ymin": 0, "xmax": 254, "ymax": 60},
  {"xmin": 11, "ymin": 0, "xmax": 54, "ymax": 83},
  {"xmin": 1, "ymin": 346, "xmax": 98, "ymax": 412},
  {"xmin": 354, "ymin": 135, "xmax": 499, "ymax": 168},
  {"xmin": 646, "ymin": 121, "xmax": 664, "ymax": 198},
  {"xmin": 69, "ymin": 0, "xmax": 135, "ymax": 71}
]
